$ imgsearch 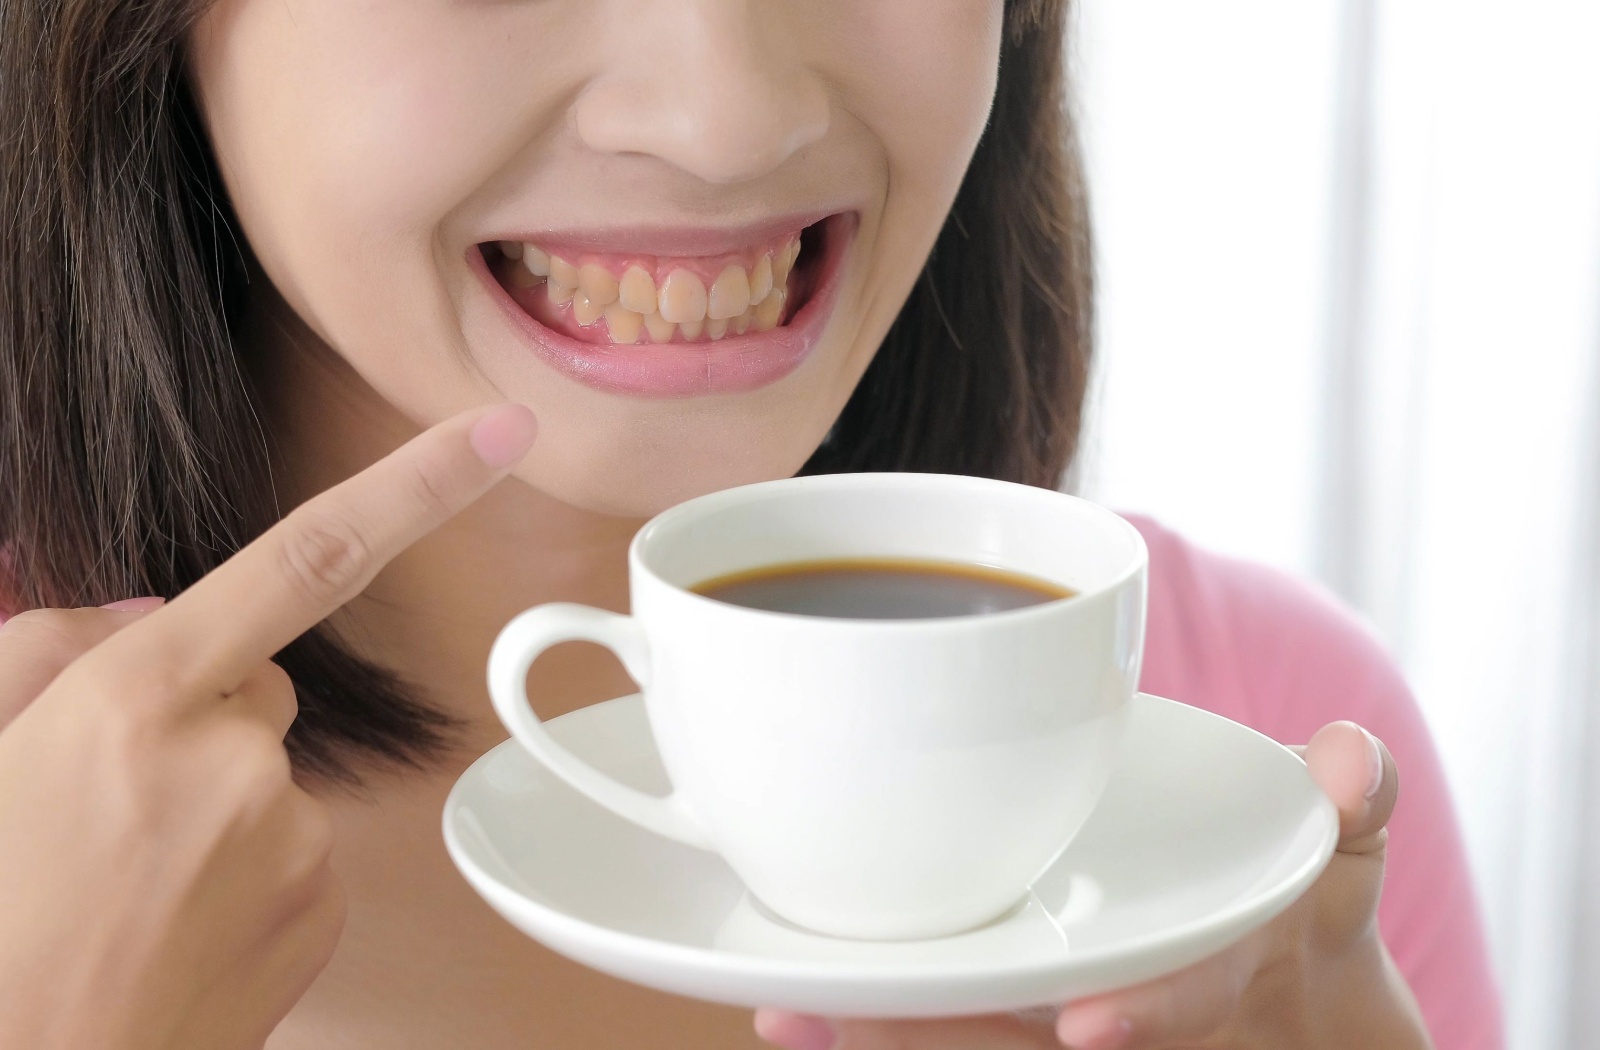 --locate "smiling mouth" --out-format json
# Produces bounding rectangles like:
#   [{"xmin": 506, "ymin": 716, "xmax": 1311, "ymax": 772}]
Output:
[
  {"xmin": 488, "ymin": 224, "xmax": 822, "ymax": 345},
  {"xmin": 474, "ymin": 213, "xmax": 853, "ymax": 398}
]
